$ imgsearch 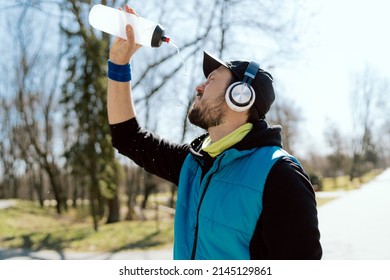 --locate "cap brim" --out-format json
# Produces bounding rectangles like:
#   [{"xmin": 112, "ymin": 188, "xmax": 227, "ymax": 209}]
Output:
[{"xmin": 203, "ymin": 51, "xmax": 229, "ymax": 78}]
